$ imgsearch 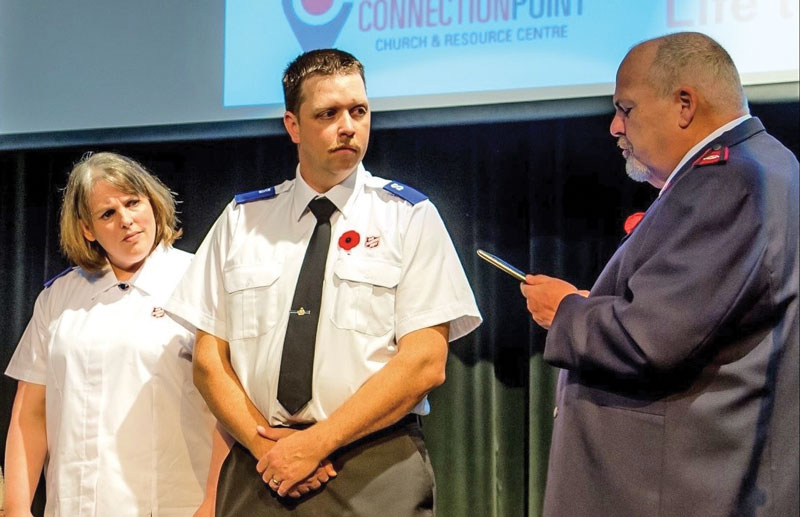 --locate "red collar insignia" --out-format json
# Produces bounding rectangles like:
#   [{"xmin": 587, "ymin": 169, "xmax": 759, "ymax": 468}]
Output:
[{"xmin": 693, "ymin": 145, "xmax": 729, "ymax": 167}]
